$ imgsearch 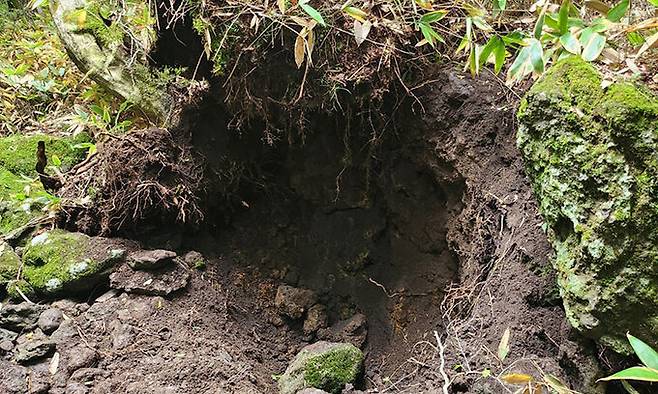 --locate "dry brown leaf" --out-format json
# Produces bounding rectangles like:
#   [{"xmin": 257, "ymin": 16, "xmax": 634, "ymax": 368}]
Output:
[
  {"xmin": 353, "ymin": 20, "xmax": 372, "ymax": 47},
  {"xmin": 307, "ymin": 29, "xmax": 315, "ymax": 56},
  {"xmin": 502, "ymin": 373, "xmax": 534, "ymax": 384},
  {"xmin": 584, "ymin": 0, "xmax": 610, "ymax": 14},
  {"xmin": 294, "ymin": 33, "xmax": 306, "ymax": 68},
  {"xmin": 637, "ymin": 32, "xmax": 658, "ymax": 59}
]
